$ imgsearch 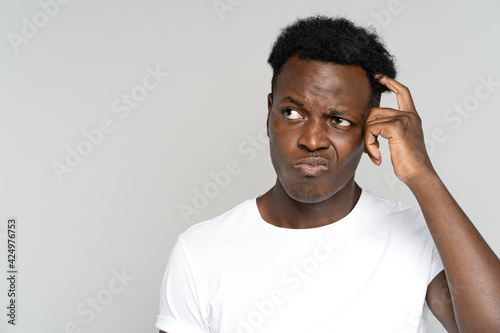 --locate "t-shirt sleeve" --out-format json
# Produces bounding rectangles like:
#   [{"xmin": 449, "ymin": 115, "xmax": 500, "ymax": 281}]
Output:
[
  {"xmin": 156, "ymin": 238, "xmax": 208, "ymax": 333},
  {"xmin": 429, "ymin": 242, "xmax": 444, "ymax": 284}
]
